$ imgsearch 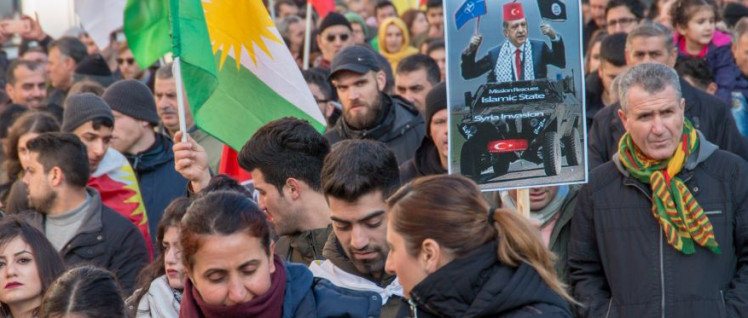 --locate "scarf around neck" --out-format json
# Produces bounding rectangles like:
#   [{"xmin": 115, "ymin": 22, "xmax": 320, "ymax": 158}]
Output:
[
  {"xmin": 617, "ymin": 119, "xmax": 720, "ymax": 255},
  {"xmin": 495, "ymin": 40, "xmax": 534, "ymax": 83},
  {"xmin": 179, "ymin": 255, "xmax": 287, "ymax": 318},
  {"xmin": 503, "ymin": 185, "xmax": 568, "ymax": 228}
]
